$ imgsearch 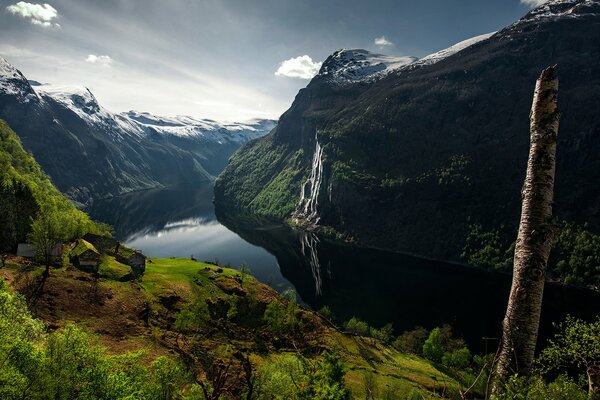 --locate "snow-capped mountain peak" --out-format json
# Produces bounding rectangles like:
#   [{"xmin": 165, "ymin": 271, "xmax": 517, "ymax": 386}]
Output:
[
  {"xmin": 519, "ymin": 0, "xmax": 600, "ymax": 23},
  {"xmin": 318, "ymin": 49, "xmax": 418, "ymax": 85},
  {"xmin": 0, "ymin": 56, "xmax": 39, "ymax": 102},
  {"xmin": 36, "ymin": 84, "xmax": 103, "ymax": 118}
]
